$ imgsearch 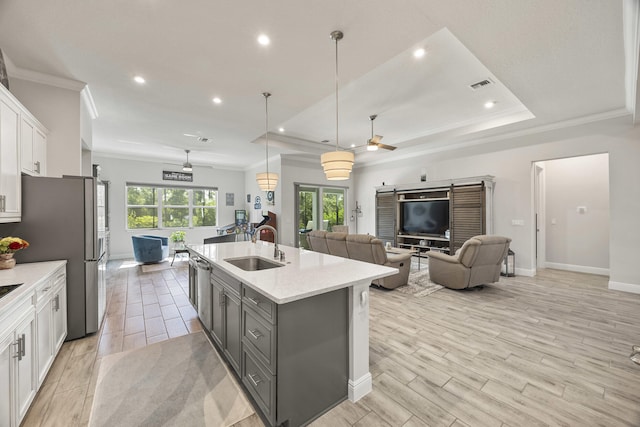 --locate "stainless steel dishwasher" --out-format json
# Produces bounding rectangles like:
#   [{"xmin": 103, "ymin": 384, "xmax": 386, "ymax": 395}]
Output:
[
  {"xmin": 196, "ymin": 259, "xmax": 212, "ymax": 331},
  {"xmin": 188, "ymin": 255, "xmax": 199, "ymax": 308}
]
